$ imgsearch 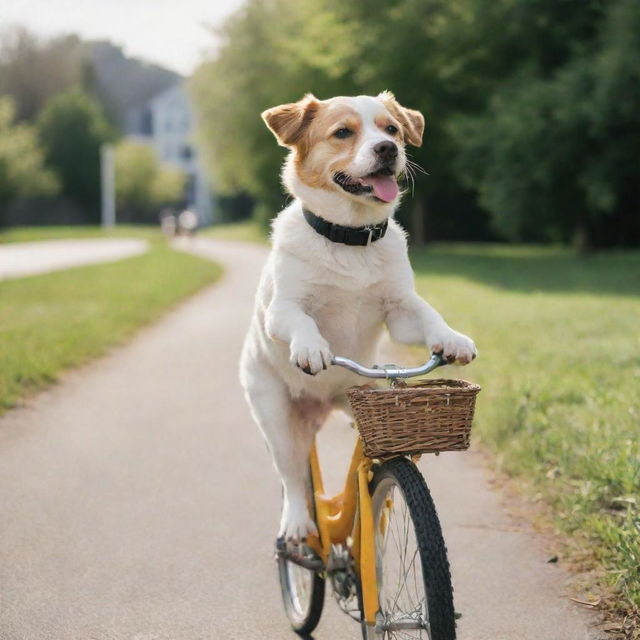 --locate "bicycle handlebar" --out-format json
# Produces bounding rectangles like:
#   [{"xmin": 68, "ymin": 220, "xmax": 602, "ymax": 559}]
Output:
[{"xmin": 330, "ymin": 352, "xmax": 447, "ymax": 379}]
